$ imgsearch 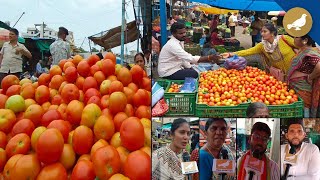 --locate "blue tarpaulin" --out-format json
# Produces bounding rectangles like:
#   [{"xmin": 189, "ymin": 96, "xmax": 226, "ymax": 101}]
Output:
[
  {"xmin": 274, "ymin": 0, "xmax": 320, "ymax": 44},
  {"xmin": 189, "ymin": 0, "xmax": 283, "ymax": 11}
]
